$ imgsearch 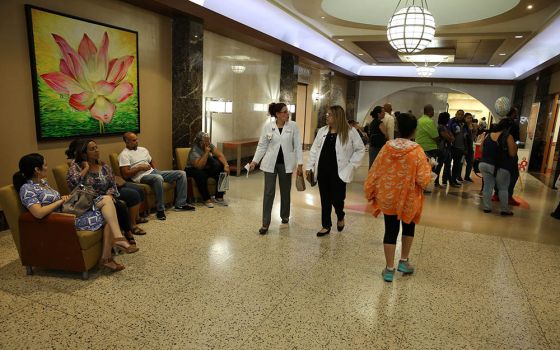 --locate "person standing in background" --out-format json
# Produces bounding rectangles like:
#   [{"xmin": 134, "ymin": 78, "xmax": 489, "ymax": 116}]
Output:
[
  {"xmin": 368, "ymin": 106, "xmax": 387, "ymax": 168},
  {"xmin": 463, "ymin": 113, "xmax": 476, "ymax": 182},
  {"xmin": 416, "ymin": 104, "xmax": 440, "ymax": 161},
  {"xmin": 383, "ymin": 103, "xmax": 396, "ymax": 140},
  {"xmin": 447, "ymin": 110, "xmax": 467, "ymax": 187}
]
